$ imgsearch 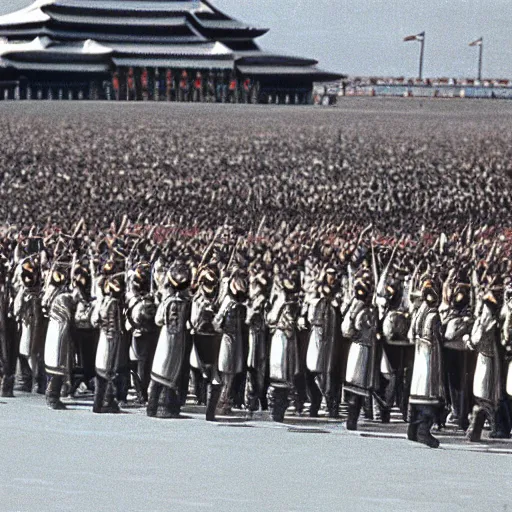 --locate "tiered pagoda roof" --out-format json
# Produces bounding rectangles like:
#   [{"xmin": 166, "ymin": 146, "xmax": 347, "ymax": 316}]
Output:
[{"xmin": 0, "ymin": 0, "xmax": 342, "ymax": 82}]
